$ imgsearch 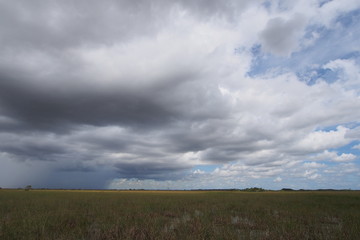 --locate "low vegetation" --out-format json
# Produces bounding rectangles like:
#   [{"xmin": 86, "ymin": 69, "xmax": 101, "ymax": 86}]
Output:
[{"xmin": 0, "ymin": 189, "xmax": 359, "ymax": 239}]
